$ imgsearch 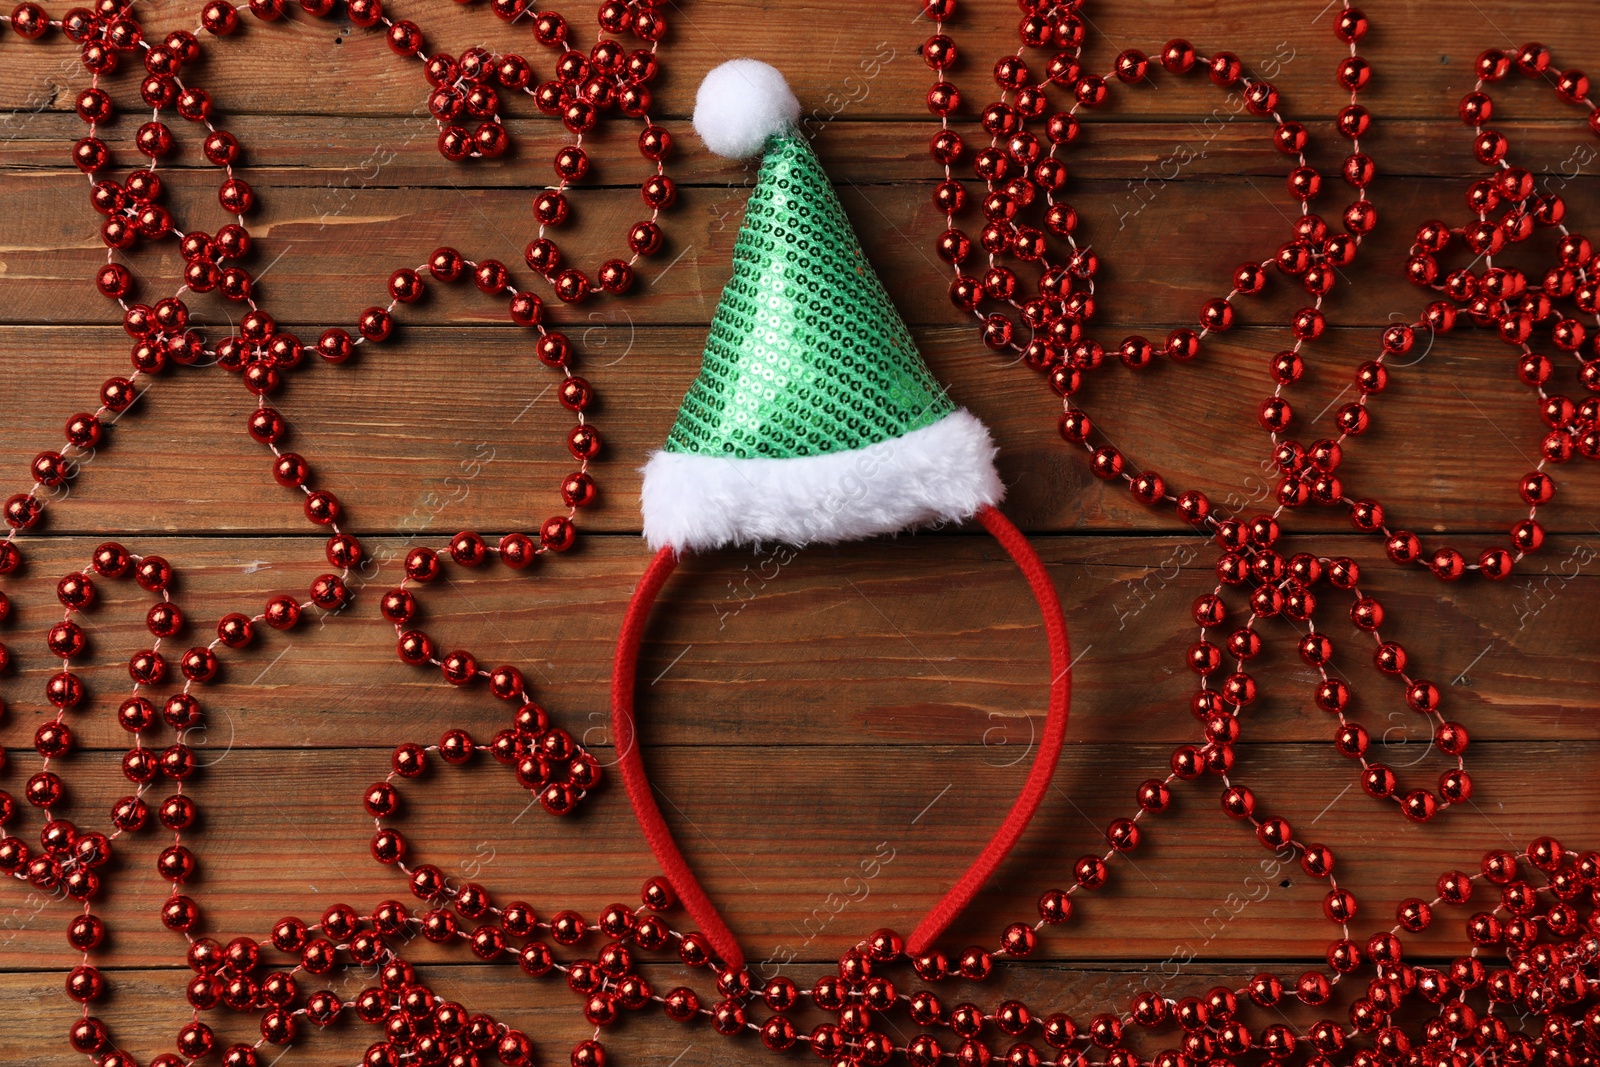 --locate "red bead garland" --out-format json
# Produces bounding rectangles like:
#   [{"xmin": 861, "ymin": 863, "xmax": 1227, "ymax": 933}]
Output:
[
  {"xmin": 2, "ymin": 1, "xmax": 1599, "ymax": 1067},
  {"xmin": 904, "ymin": 2, "xmax": 1600, "ymax": 1066},
  {"xmin": 1, "ymin": 0, "xmax": 677, "ymax": 1063}
]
